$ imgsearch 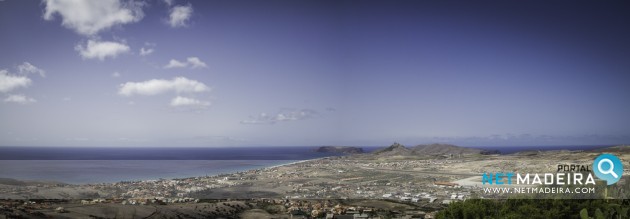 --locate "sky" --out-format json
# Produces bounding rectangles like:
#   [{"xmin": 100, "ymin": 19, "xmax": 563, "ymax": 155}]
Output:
[{"xmin": 1, "ymin": 0, "xmax": 629, "ymax": 147}]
